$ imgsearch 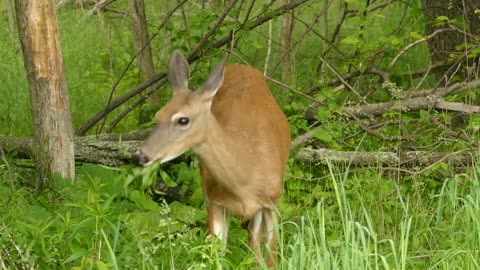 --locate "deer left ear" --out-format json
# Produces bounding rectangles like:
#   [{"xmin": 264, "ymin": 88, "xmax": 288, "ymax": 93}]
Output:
[
  {"xmin": 198, "ymin": 57, "xmax": 226, "ymax": 99},
  {"xmin": 168, "ymin": 50, "xmax": 190, "ymax": 92}
]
